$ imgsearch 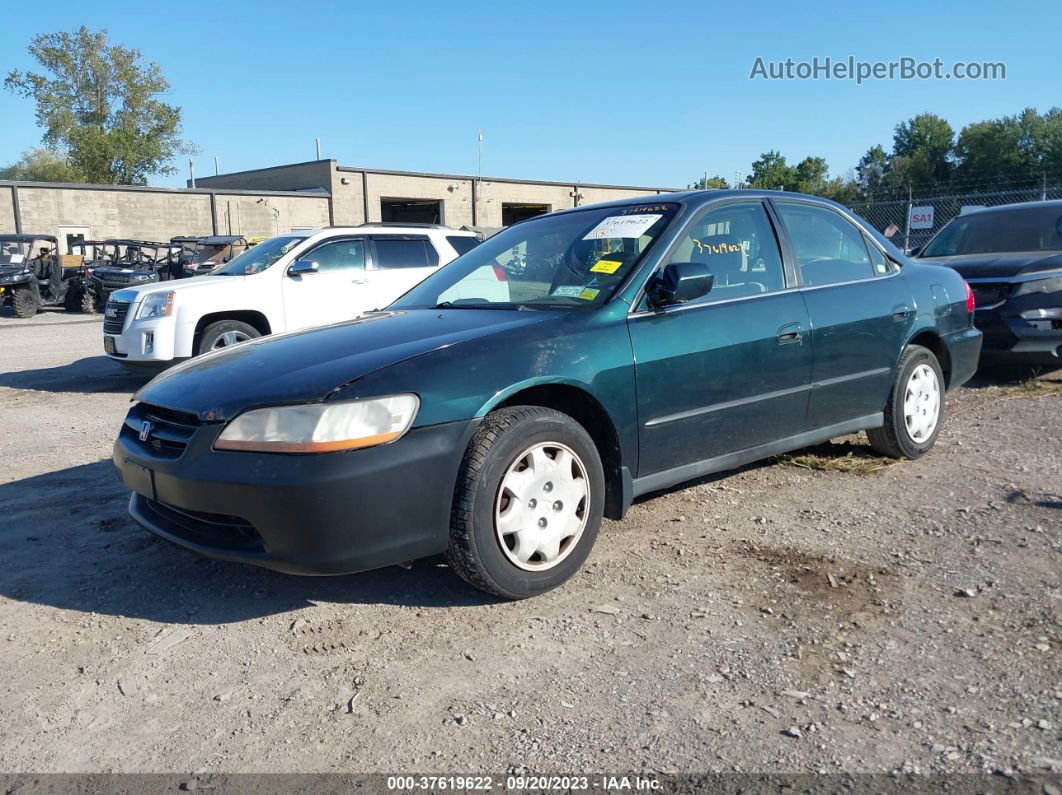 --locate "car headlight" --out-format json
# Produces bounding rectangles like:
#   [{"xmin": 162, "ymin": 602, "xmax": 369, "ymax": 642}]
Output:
[
  {"xmin": 214, "ymin": 394, "xmax": 420, "ymax": 453},
  {"xmin": 1013, "ymin": 274, "xmax": 1062, "ymax": 296},
  {"xmin": 136, "ymin": 291, "xmax": 174, "ymax": 319}
]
